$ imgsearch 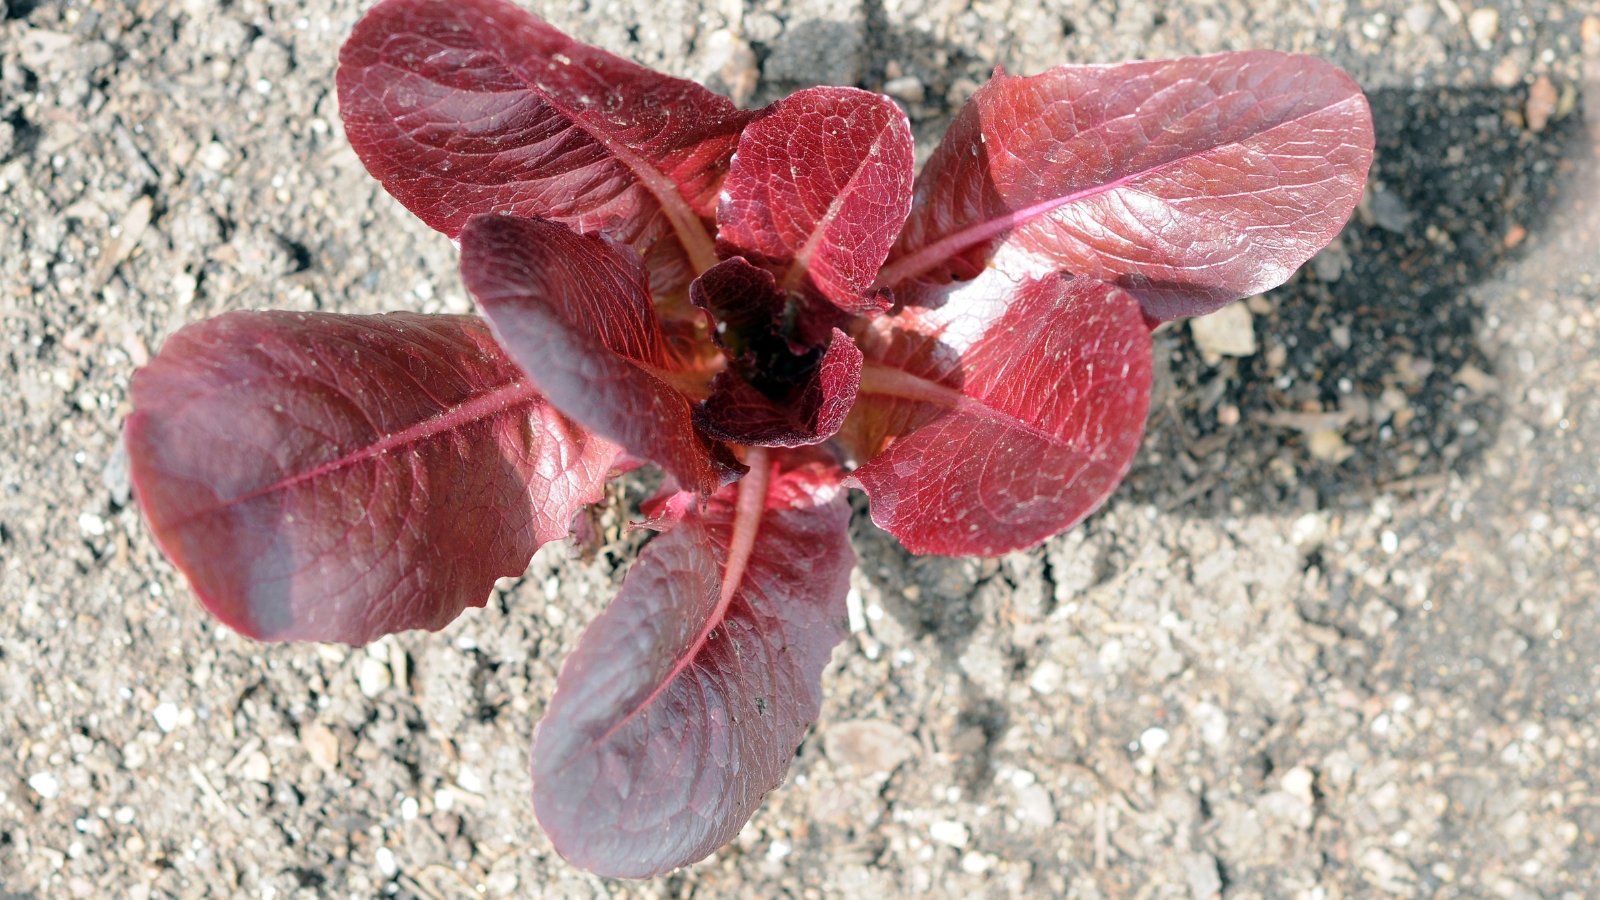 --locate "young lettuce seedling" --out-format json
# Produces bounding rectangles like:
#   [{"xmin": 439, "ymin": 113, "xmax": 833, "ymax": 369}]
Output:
[{"xmin": 125, "ymin": 0, "xmax": 1373, "ymax": 878}]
